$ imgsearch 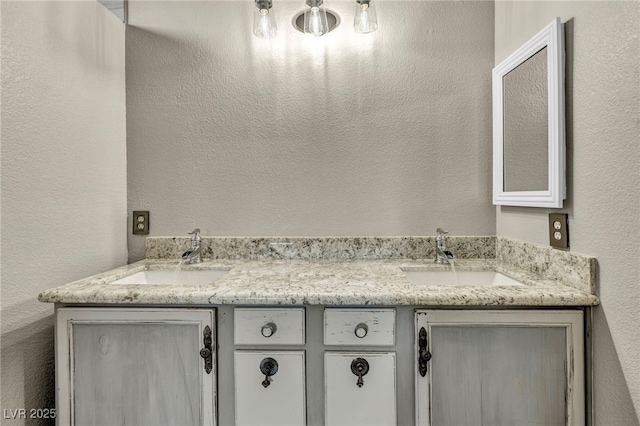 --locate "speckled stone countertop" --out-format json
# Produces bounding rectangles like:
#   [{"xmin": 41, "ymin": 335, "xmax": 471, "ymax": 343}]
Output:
[{"xmin": 38, "ymin": 258, "xmax": 598, "ymax": 307}]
